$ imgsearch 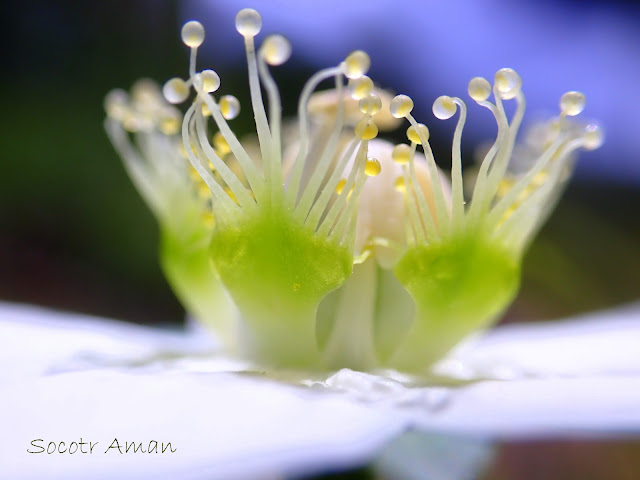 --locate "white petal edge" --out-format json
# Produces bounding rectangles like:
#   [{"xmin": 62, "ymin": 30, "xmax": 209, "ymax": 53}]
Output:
[
  {"xmin": 0, "ymin": 369, "xmax": 405, "ymax": 480},
  {"xmin": 0, "ymin": 301, "xmax": 218, "ymax": 384},
  {"xmin": 437, "ymin": 302, "xmax": 640, "ymax": 380}
]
